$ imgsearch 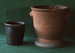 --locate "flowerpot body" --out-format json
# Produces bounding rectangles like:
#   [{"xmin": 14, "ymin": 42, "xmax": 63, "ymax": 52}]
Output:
[
  {"xmin": 30, "ymin": 5, "xmax": 70, "ymax": 48},
  {"xmin": 4, "ymin": 21, "xmax": 26, "ymax": 45}
]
